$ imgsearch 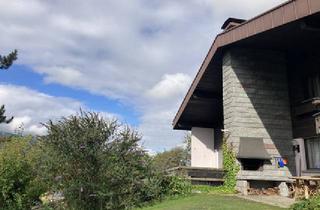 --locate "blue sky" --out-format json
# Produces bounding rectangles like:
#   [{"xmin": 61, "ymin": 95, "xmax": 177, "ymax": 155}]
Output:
[
  {"xmin": 0, "ymin": 0, "xmax": 285, "ymax": 152},
  {"xmin": 0, "ymin": 65, "xmax": 139, "ymax": 125}
]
